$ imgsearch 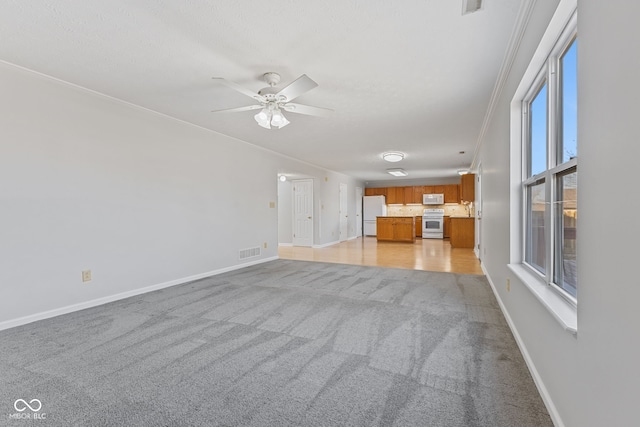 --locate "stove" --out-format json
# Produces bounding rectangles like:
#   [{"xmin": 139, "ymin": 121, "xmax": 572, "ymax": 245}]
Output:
[{"xmin": 422, "ymin": 208, "xmax": 445, "ymax": 239}]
